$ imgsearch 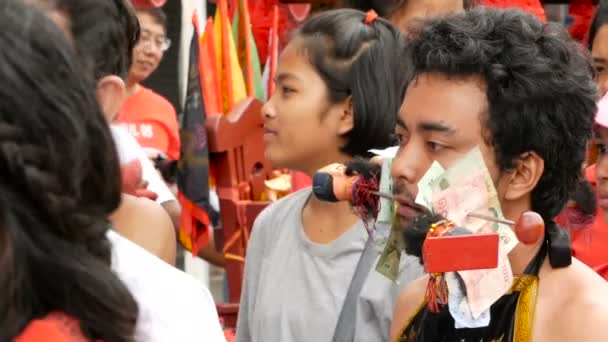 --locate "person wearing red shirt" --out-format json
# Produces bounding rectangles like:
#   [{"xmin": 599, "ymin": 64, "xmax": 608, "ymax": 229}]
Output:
[
  {"xmin": 575, "ymin": 94, "xmax": 608, "ymax": 279},
  {"xmin": 117, "ymin": 7, "xmax": 180, "ymax": 161}
]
